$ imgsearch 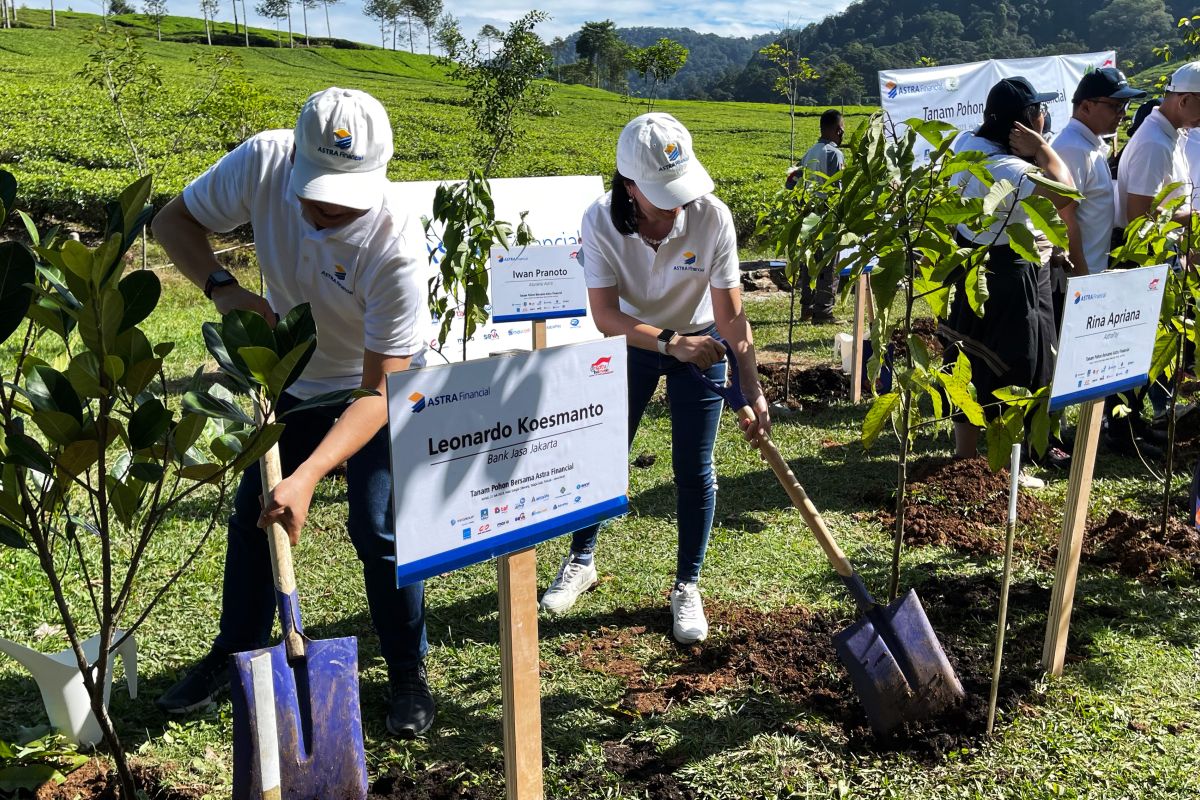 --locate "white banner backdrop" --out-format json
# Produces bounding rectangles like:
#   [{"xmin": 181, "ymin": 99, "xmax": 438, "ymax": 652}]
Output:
[
  {"xmin": 390, "ymin": 176, "xmax": 606, "ymax": 363},
  {"xmin": 879, "ymin": 52, "xmax": 1117, "ymax": 161}
]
